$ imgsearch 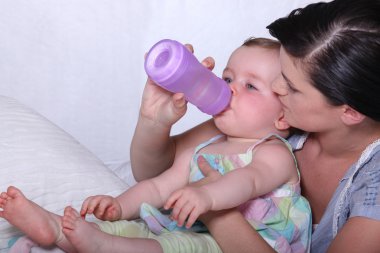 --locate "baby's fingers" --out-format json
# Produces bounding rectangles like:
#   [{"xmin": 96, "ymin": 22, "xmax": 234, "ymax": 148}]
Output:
[
  {"xmin": 176, "ymin": 202, "xmax": 194, "ymax": 228},
  {"xmin": 81, "ymin": 196, "xmax": 107, "ymax": 216},
  {"xmin": 185, "ymin": 208, "xmax": 200, "ymax": 229},
  {"xmin": 164, "ymin": 190, "xmax": 182, "ymax": 210},
  {"xmin": 93, "ymin": 199, "xmax": 114, "ymax": 218},
  {"xmin": 80, "ymin": 197, "xmax": 94, "ymax": 216}
]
